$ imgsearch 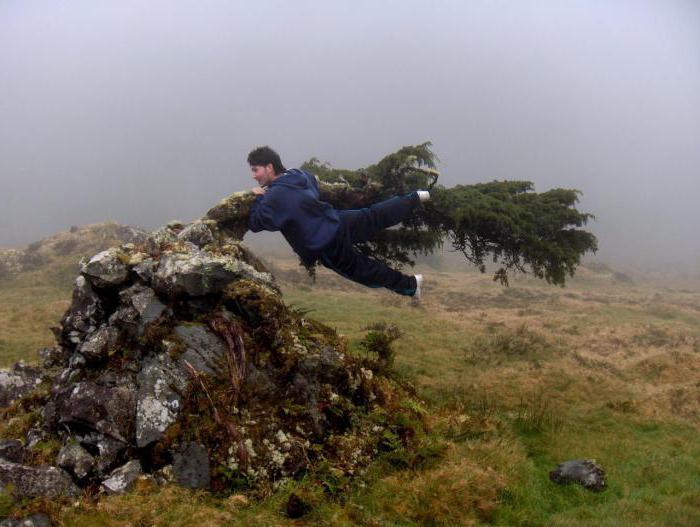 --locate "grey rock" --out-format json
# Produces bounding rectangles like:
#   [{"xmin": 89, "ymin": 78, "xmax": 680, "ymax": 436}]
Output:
[
  {"xmin": 100, "ymin": 459, "xmax": 142, "ymax": 494},
  {"xmin": 177, "ymin": 221, "xmax": 215, "ymax": 248},
  {"xmin": 291, "ymin": 372, "xmax": 323, "ymax": 437},
  {"xmin": 299, "ymin": 346, "xmax": 348, "ymax": 386},
  {"xmin": 25, "ymin": 427, "xmax": 47, "ymax": 449},
  {"xmin": 80, "ymin": 248, "xmax": 129, "ymax": 288},
  {"xmin": 142, "ymin": 227, "xmax": 178, "ymax": 255},
  {"xmin": 0, "ymin": 439, "xmax": 24, "ymax": 463},
  {"xmin": 75, "ymin": 432, "xmax": 127, "ymax": 476},
  {"xmin": 289, "ymin": 347, "xmax": 350, "ymax": 437},
  {"xmin": 172, "ymin": 442, "xmax": 210, "ymax": 489},
  {"xmin": 55, "ymin": 276, "xmax": 103, "ymax": 347},
  {"xmin": 40, "ymin": 402, "xmax": 58, "ymax": 432},
  {"xmin": 50, "ymin": 367, "xmax": 84, "ymax": 397},
  {"xmin": 135, "ymin": 353, "xmax": 187, "ymax": 447},
  {"xmin": 133, "ymin": 258, "xmax": 158, "ymax": 282},
  {"xmin": 185, "ymin": 296, "xmax": 219, "ymax": 315},
  {"xmin": 65, "ymin": 331, "xmax": 82, "ymax": 345},
  {"xmin": 107, "ymin": 305, "xmax": 140, "ymax": 340},
  {"xmin": 0, "ymin": 461, "xmax": 79, "ymax": 498},
  {"xmin": 56, "ymin": 442, "xmax": 95, "ymax": 480},
  {"xmin": 54, "ymin": 374, "xmax": 137, "ymax": 443},
  {"xmin": 153, "ymin": 251, "xmax": 274, "ymax": 297},
  {"xmin": 134, "ymin": 325, "xmax": 229, "ymax": 447},
  {"xmin": 67, "ymin": 352, "xmax": 86, "ymax": 369},
  {"xmin": 78, "ymin": 325, "xmax": 119, "ymax": 363},
  {"xmin": 119, "ymin": 284, "xmax": 166, "ymax": 327},
  {"xmin": 173, "ymin": 324, "xmax": 227, "ymax": 376},
  {"xmin": 549, "ymin": 459, "xmax": 606, "ymax": 491},
  {"xmin": 0, "ymin": 513, "xmax": 52, "ymax": 527},
  {"xmin": 242, "ymin": 364, "xmax": 277, "ymax": 401},
  {"xmin": 0, "ymin": 363, "xmax": 43, "ymax": 408},
  {"xmin": 37, "ymin": 346, "xmax": 70, "ymax": 369}
]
